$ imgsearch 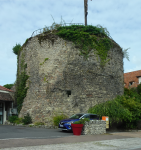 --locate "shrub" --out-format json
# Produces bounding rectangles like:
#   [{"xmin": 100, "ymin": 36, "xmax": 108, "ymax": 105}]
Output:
[
  {"xmin": 34, "ymin": 122, "xmax": 45, "ymax": 126},
  {"xmin": 124, "ymin": 87, "xmax": 141, "ymax": 103},
  {"xmin": 22, "ymin": 113, "xmax": 32, "ymax": 125},
  {"xmin": 8, "ymin": 116, "xmax": 18, "ymax": 123},
  {"xmin": 3, "ymin": 84, "xmax": 14, "ymax": 89},
  {"xmin": 73, "ymin": 118, "xmax": 90, "ymax": 124},
  {"xmin": 14, "ymin": 118, "xmax": 23, "ymax": 124},
  {"xmin": 12, "ymin": 43, "xmax": 21, "ymax": 55},
  {"xmin": 115, "ymin": 96, "xmax": 141, "ymax": 122},
  {"xmin": 88, "ymin": 98, "xmax": 132, "ymax": 125},
  {"xmin": 88, "ymin": 94, "xmax": 141, "ymax": 129},
  {"xmin": 53, "ymin": 114, "xmax": 68, "ymax": 126},
  {"xmin": 137, "ymin": 83, "xmax": 141, "ymax": 96}
]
